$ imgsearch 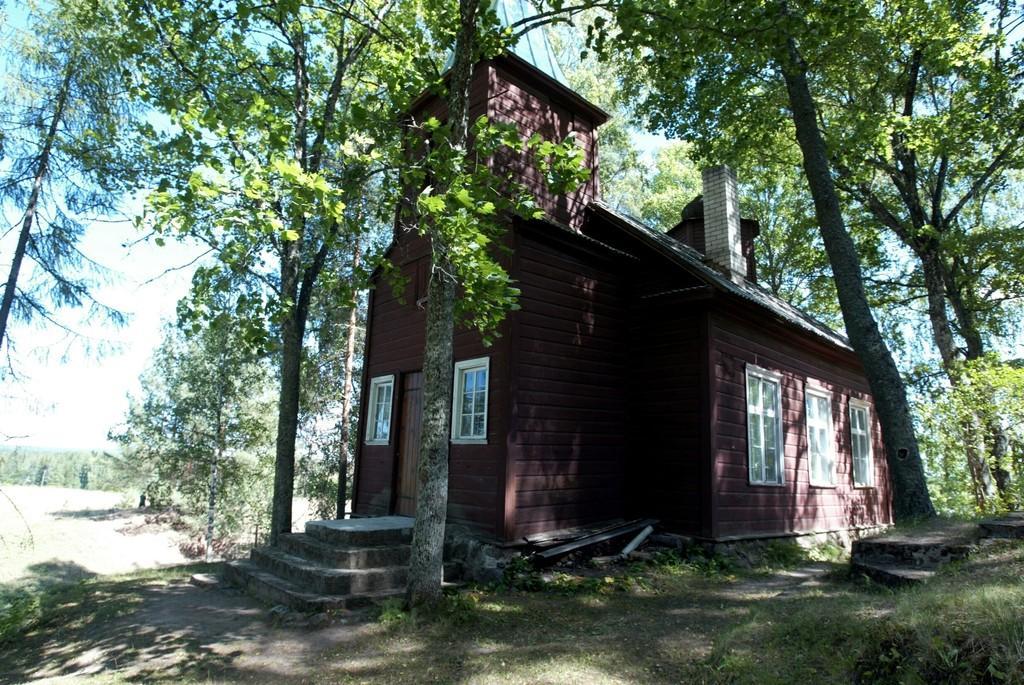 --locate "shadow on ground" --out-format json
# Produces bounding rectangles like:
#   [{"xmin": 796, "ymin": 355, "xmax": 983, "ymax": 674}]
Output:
[
  {"xmin": 51, "ymin": 507, "xmax": 137, "ymax": 521},
  {"xmin": 0, "ymin": 562, "xmax": 377, "ymax": 684}
]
